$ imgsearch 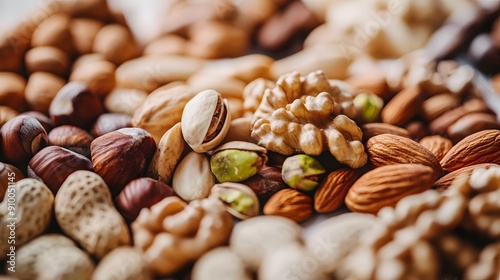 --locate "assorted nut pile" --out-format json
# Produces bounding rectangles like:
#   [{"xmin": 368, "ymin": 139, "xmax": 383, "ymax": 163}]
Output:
[{"xmin": 0, "ymin": 0, "xmax": 500, "ymax": 279}]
